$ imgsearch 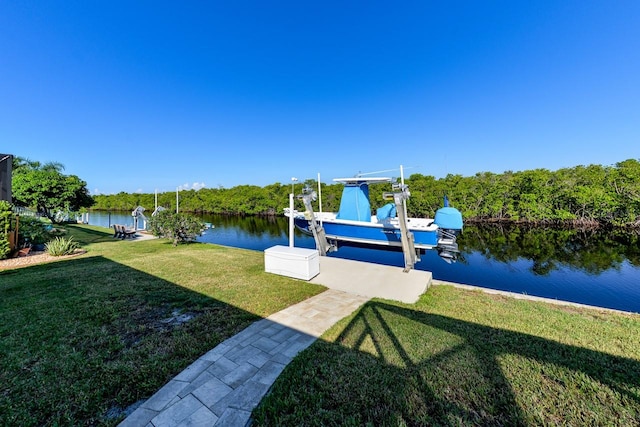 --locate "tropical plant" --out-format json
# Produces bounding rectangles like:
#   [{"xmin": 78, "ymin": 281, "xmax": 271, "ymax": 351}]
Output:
[
  {"xmin": 0, "ymin": 200, "xmax": 13, "ymax": 259},
  {"xmin": 17, "ymin": 216, "xmax": 50, "ymax": 246},
  {"xmin": 147, "ymin": 211, "xmax": 206, "ymax": 246},
  {"xmin": 45, "ymin": 236, "xmax": 80, "ymax": 256}
]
